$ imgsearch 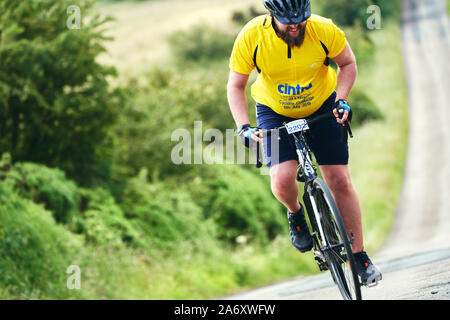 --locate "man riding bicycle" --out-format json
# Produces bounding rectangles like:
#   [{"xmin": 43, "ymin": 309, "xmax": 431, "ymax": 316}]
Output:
[{"xmin": 227, "ymin": 0, "xmax": 382, "ymax": 285}]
